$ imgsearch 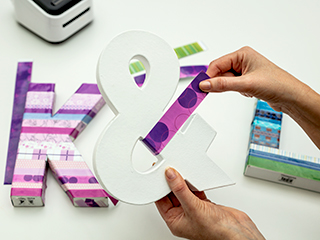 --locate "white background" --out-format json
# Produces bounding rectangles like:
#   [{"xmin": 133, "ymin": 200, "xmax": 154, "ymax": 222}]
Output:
[{"xmin": 1, "ymin": 1, "xmax": 320, "ymax": 239}]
